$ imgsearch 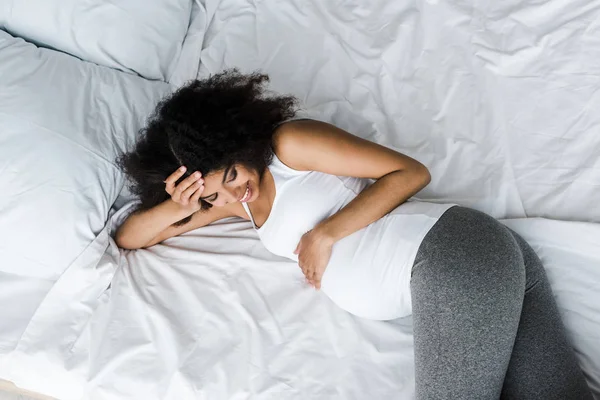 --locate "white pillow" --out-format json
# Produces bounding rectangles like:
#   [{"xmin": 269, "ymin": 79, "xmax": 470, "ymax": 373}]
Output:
[
  {"xmin": 0, "ymin": 0, "xmax": 193, "ymax": 81},
  {"xmin": 168, "ymin": 0, "xmax": 208, "ymax": 87},
  {"xmin": 0, "ymin": 30, "xmax": 171, "ymax": 280}
]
